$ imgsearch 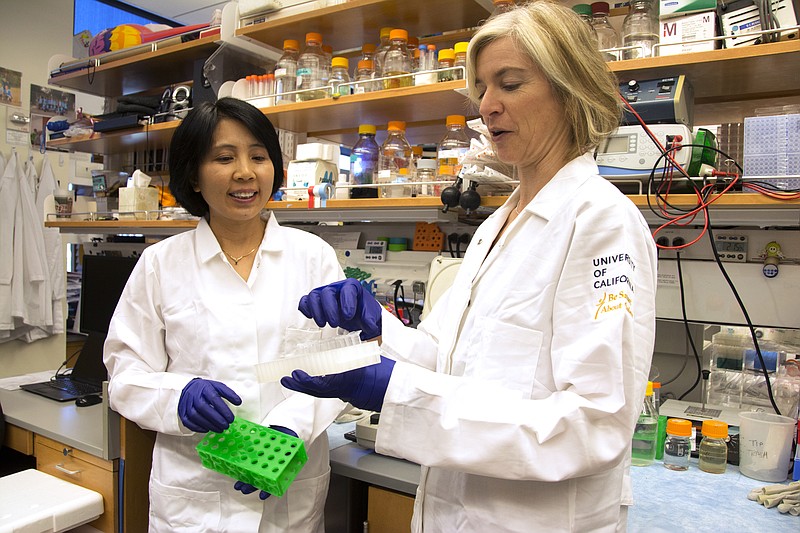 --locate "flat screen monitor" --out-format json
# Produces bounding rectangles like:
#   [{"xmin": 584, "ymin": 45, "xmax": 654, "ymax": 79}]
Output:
[{"xmin": 78, "ymin": 254, "xmax": 139, "ymax": 336}]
